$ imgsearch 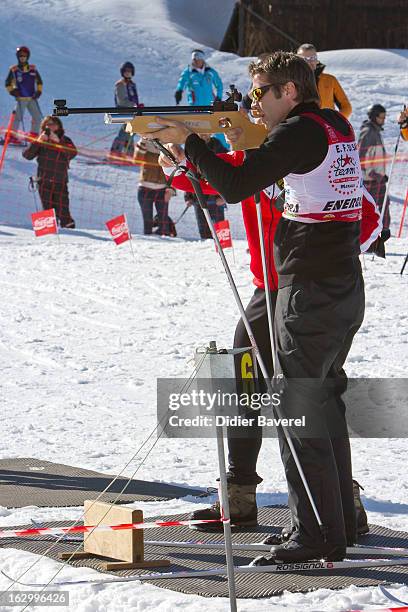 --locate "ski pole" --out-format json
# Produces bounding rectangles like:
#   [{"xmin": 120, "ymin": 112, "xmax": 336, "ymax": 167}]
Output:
[
  {"xmin": 379, "ymin": 124, "xmax": 402, "ymax": 226},
  {"xmin": 216, "ymin": 415, "xmax": 238, "ymax": 612},
  {"xmin": 154, "ymin": 140, "xmax": 325, "ymax": 536},
  {"xmin": 28, "ymin": 176, "xmax": 39, "ymax": 212},
  {"xmin": 253, "ymin": 190, "xmax": 325, "ymax": 536},
  {"xmin": 397, "ymin": 187, "xmax": 408, "ymax": 238},
  {"xmin": 141, "ymin": 139, "xmax": 238, "ymax": 612},
  {"xmin": 254, "ymin": 192, "xmax": 276, "ymax": 375},
  {"xmin": 186, "ymin": 170, "xmax": 326, "ymax": 539},
  {"xmin": 174, "ymin": 205, "xmax": 190, "ymax": 224},
  {"xmin": 401, "ymin": 252, "xmax": 408, "ymax": 275},
  {"xmin": 0, "ymin": 111, "xmax": 16, "ymax": 176}
]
